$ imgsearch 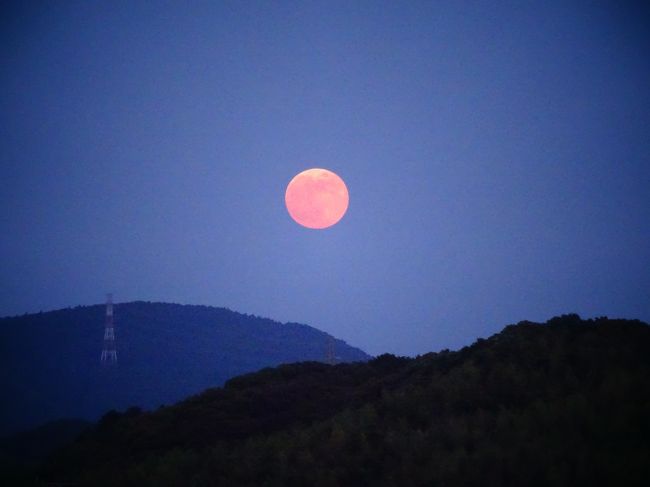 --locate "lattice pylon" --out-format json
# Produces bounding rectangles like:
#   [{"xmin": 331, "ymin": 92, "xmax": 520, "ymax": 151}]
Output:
[{"xmin": 100, "ymin": 293, "xmax": 117, "ymax": 364}]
